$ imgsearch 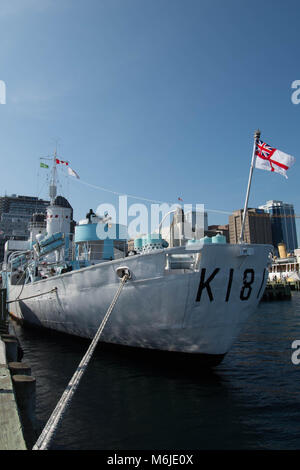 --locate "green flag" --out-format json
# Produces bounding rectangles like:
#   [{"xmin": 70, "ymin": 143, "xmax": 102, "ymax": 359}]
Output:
[{"xmin": 40, "ymin": 162, "xmax": 49, "ymax": 169}]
